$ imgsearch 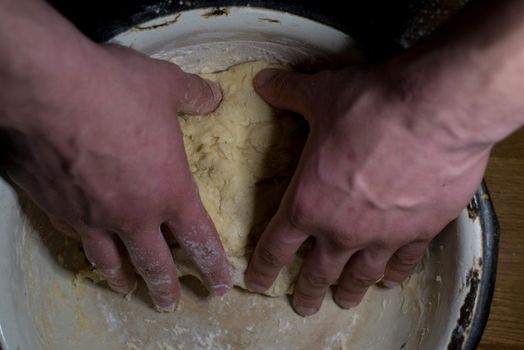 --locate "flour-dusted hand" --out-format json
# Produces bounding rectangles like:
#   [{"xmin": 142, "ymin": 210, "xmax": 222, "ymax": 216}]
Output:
[
  {"xmin": 245, "ymin": 0, "xmax": 524, "ymax": 317},
  {"xmin": 244, "ymin": 66, "xmax": 490, "ymax": 316},
  {"xmin": 0, "ymin": 0, "xmax": 232, "ymax": 311}
]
